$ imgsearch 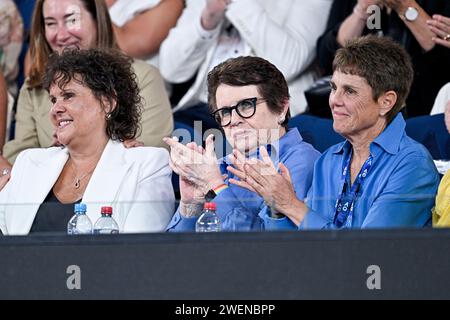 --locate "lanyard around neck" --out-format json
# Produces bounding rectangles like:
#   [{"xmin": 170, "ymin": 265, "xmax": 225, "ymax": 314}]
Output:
[{"xmin": 333, "ymin": 150, "xmax": 373, "ymax": 228}]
